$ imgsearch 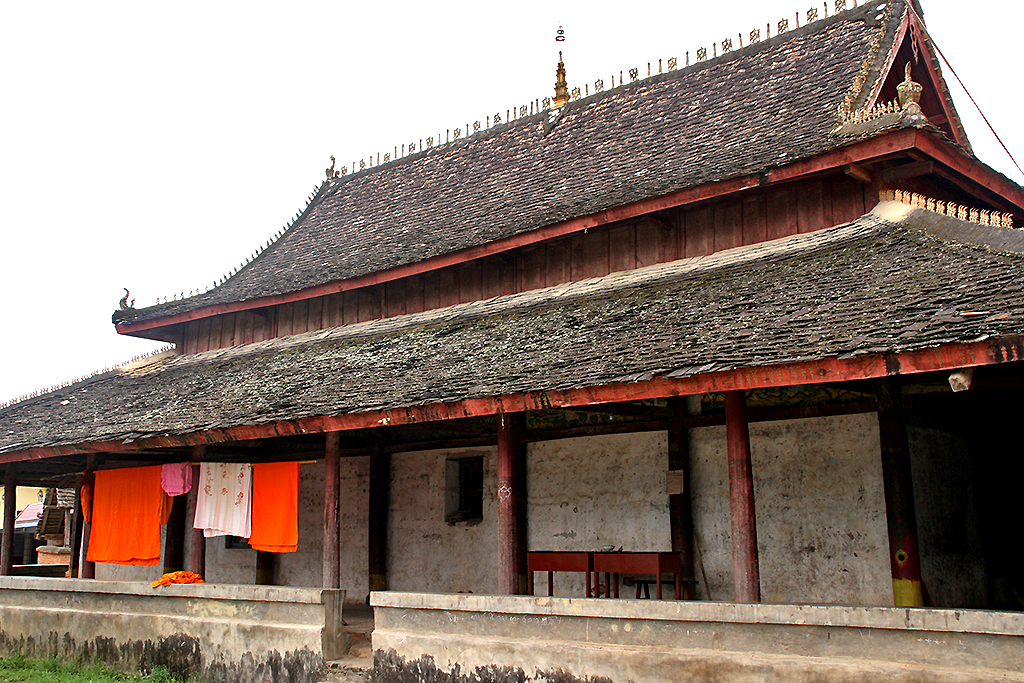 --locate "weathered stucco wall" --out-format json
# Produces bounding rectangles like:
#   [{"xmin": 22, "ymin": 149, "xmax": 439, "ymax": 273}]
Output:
[
  {"xmin": 528, "ymin": 431, "xmax": 671, "ymax": 596},
  {"xmin": 388, "ymin": 447, "xmax": 499, "ymax": 596},
  {"xmin": 0, "ymin": 577, "xmax": 344, "ymax": 683},
  {"xmin": 371, "ymin": 591, "xmax": 1024, "ymax": 683},
  {"xmin": 690, "ymin": 412, "xmax": 892, "ymax": 606}
]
